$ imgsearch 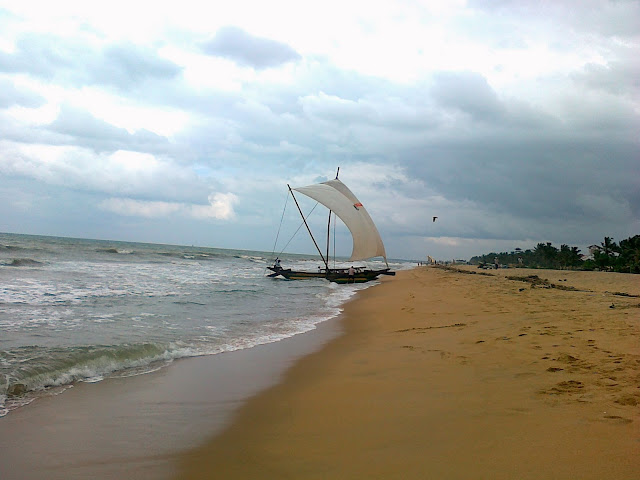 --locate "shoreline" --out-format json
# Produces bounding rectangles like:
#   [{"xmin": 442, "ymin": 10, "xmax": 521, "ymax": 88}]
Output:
[
  {"xmin": 177, "ymin": 266, "xmax": 639, "ymax": 479},
  {"xmin": 0, "ymin": 306, "xmax": 346, "ymax": 480}
]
